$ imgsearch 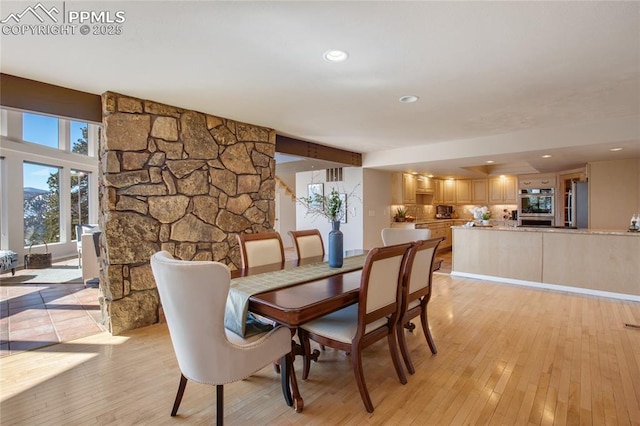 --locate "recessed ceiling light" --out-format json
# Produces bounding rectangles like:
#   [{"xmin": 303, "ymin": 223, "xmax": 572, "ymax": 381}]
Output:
[
  {"xmin": 541, "ymin": 154, "xmax": 552, "ymax": 158},
  {"xmin": 323, "ymin": 50, "xmax": 349, "ymax": 62},
  {"xmin": 427, "ymin": 174, "xmax": 434, "ymax": 178},
  {"xmin": 486, "ymin": 160, "xmax": 495, "ymax": 164},
  {"xmin": 399, "ymin": 95, "xmax": 419, "ymax": 103},
  {"xmin": 610, "ymin": 147, "xmax": 623, "ymax": 152}
]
